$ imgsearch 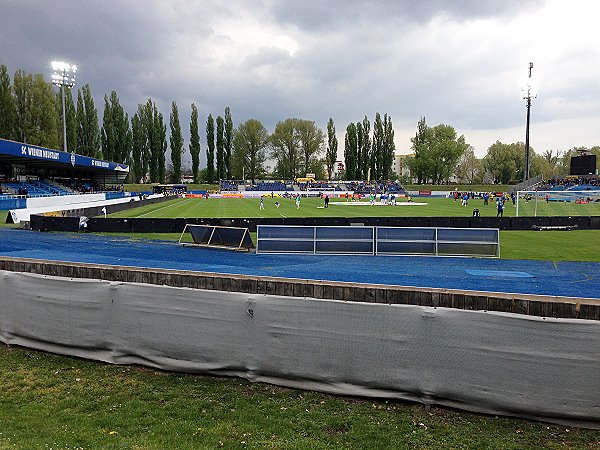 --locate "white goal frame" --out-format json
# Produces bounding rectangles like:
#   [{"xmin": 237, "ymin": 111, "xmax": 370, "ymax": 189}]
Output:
[{"xmin": 515, "ymin": 190, "xmax": 600, "ymax": 217}]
